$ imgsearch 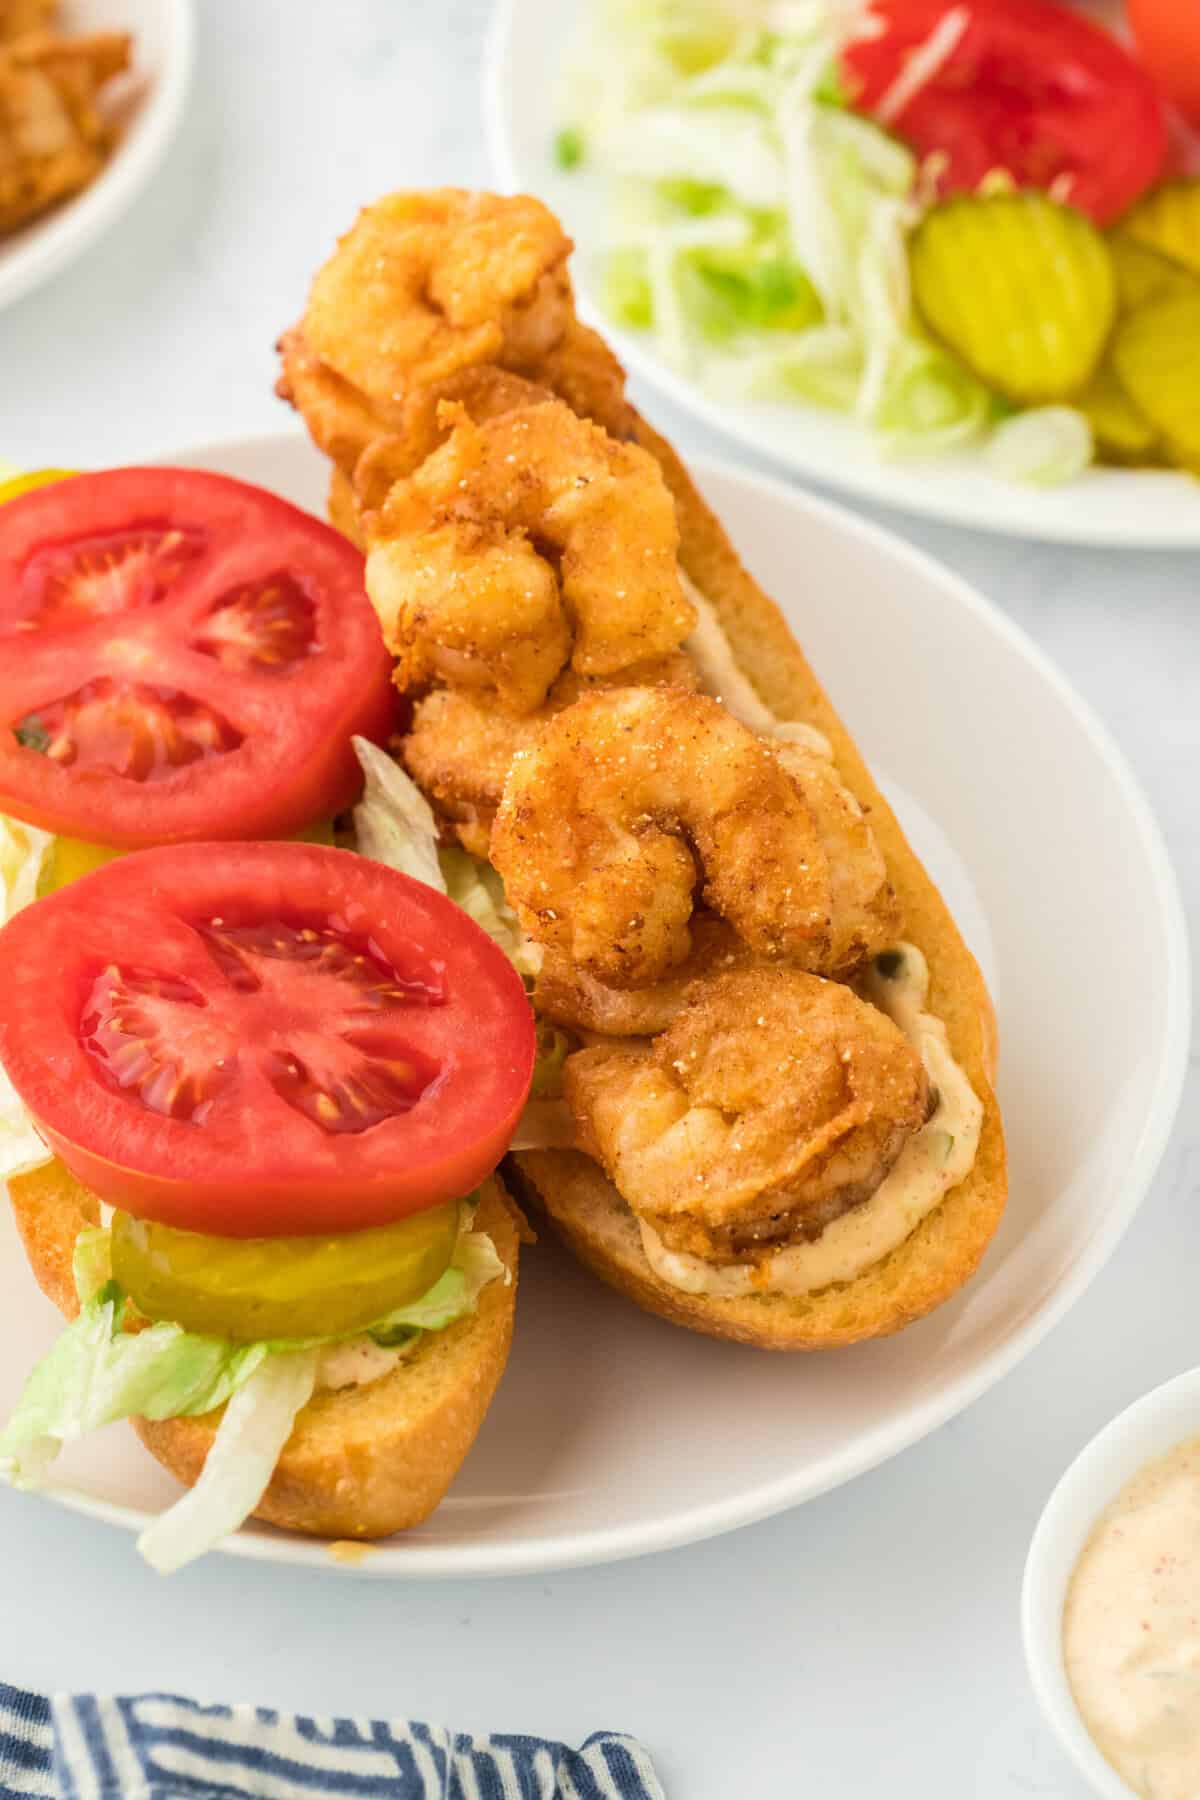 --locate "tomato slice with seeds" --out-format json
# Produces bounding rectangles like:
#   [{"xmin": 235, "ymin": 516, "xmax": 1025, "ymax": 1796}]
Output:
[
  {"xmin": 842, "ymin": 0, "xmax": 1170, "ymax": 227},
  {"xmin": 0, "ymin": 842, "xmax": 535, "ymax": 1236},
  {"xmin": 0, "ymin": 469, "xmax": 396, "ymax": 846}
]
